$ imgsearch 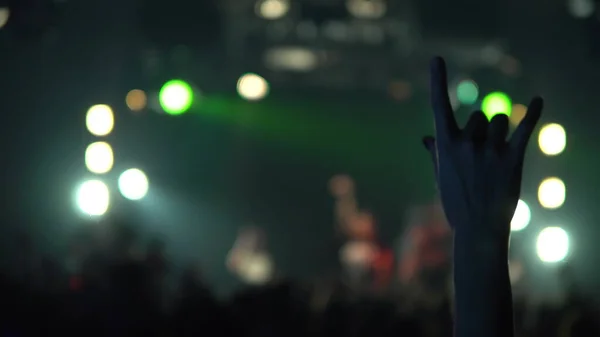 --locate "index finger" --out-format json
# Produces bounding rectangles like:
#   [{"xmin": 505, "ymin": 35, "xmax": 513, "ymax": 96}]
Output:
[
  {"xmin": 509, "ymin": 96, "xmax": 543, "ymax": 156},
  {"xmin": 430, "ymin": 57, "xmax": 459, "ymax": 140}
]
